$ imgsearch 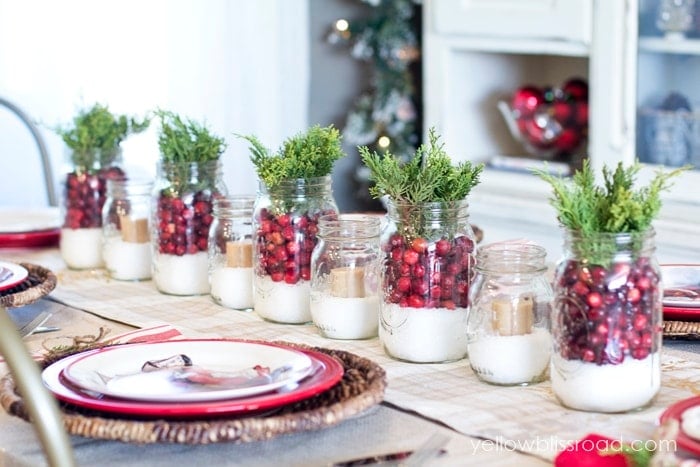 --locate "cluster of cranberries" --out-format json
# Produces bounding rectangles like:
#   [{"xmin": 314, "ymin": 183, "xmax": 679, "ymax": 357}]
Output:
[
  {"xmin": 554, "ymin": 257, "xmax": 661, "ymax": 365},
  {"xmin": 155, "ymin": 191, "xmax": 214, "ymax": 256},
  {"xmin": 62, "ymin": 168, "xmax": 124, "ymax": 229},
  {"xmin": 382, "ymin": 233, "xmax": 475, "ymax": 309},
  {"xmin": 254, "ymin": 208, "xmax": 334, "ymax": 285}
]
